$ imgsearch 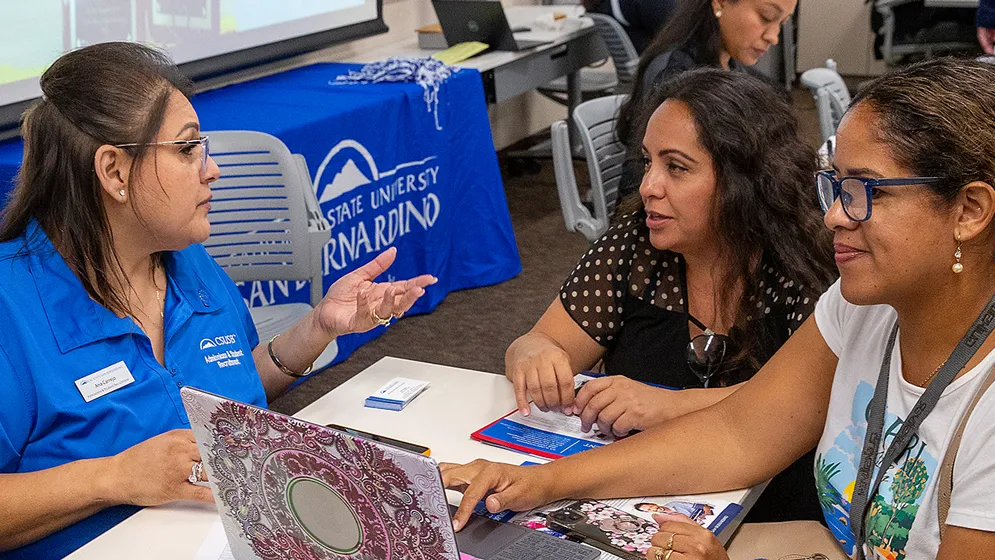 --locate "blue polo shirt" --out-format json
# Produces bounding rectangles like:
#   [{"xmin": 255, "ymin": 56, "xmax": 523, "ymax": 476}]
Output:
[{"xmin": 0, "ymin": 220, "xmax": 268, "ymax": 559}]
